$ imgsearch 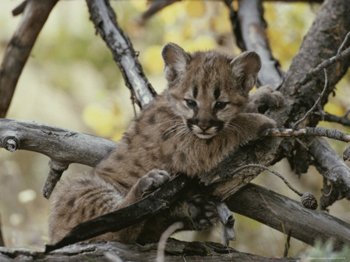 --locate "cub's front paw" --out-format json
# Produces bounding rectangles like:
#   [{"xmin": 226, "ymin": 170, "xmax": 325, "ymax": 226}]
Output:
[
  {"xmin": 186, "ymin": 195, "xmax": 219, "ymax": 230},
  {"xmin": 247, "ymin": 85, "xmax": 284, "ymax": 113},
  {"xmin": 257, "ymin": 116, "xmax": 277, "ymax": 136},
  {"xmin": 137, "ymin": 169, "xmax": 171, "ymax": 197}
]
